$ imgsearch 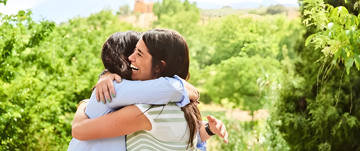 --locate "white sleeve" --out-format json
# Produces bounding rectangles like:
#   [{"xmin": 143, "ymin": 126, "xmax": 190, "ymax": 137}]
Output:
[{"xmin": 106, "ymin": 77, "xmax": 185, "ymax": 109}]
